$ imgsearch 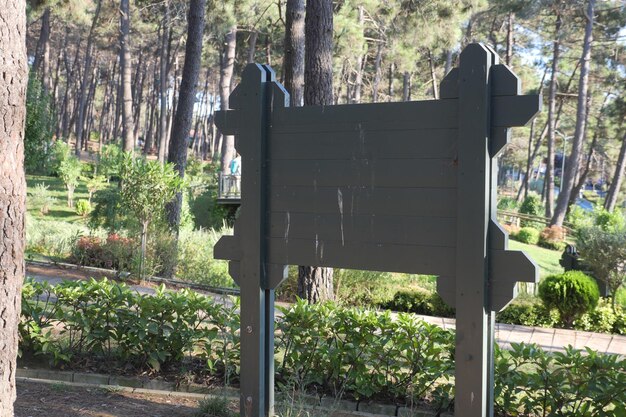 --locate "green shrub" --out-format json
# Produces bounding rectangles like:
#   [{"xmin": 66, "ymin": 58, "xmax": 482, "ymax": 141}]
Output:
[
  {"xmin": 75, "ymin": 199, "xmax": 92, "ymax": 217},
  {"xmin": 567, "ymin": 205, "xmax": 594, "ymax": 230},
  {"xmin": 537, "ymin": 225, "xmax": 566, "ymax": 251},
  {"xmin": 29, "ymin": 183, "xmax": 56, "ymax": 215},
  {"xmin": 50, "ymin": 141, "xmax": 72, "ymax": 176},
  {"xmin": 539, "ymin": 271, "xmax": 600, "ymax": 328},
  {"xmin": 98, "ymin": 144, "xmax": 124, "ymax": 180},
  {"xmin": 513, "ymin": 227, "xmax": 540, "ymax": 245},
  {"xmin": 58, "ymin": 156, "xmax": 82, "ymax": 208},
  {"xmin": 594, "ymin": 207, "xmax": 625, "ymax": 232},
  {"xmin": 381, "ymin": 289, "xmax": 455, "ymax": 318},
  {"xmin": 519, "ymin": 194, "xmax": 544, "ymax": 228},
  {"xmin": 497, "ymin": 196, "xmax": 518, "ymax": 211},
  {"xmin": 25, "ymin": 75, "xmax": 54, "ymax": 174},
  {"xmin": 577, "ymin": 226, "xmax": 626, "ymax": 299},
  {"xmin": 496, "ymin": 298, "xmax": 558, "ymax": 328},
  {"xmin": 576, "ymin": 298, "xmax": 626, "ymax": 335},
  {"xmin": 26, "ymin": 214, "xmax": 91, "ymax": 259}
]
